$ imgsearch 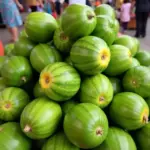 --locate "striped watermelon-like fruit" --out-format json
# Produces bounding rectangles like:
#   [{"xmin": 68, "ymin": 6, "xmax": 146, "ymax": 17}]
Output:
[
  {"xmin": 30, "ymin": 44, "xmax": 62, "ymax": 73},
  {"xmin": 13, "ymin": 37, "xmax": 36, "ymax": 57},
  {"xmin": 104, "ymin": 45, "xmax": 132, "ymax": 76},
  {"xmin": 42, "ymin": 132, "xmax": 79, "ymax": 150},
  {"xmin": 0, "ymin": 87, "xmax": 29, "ymax": 121},
  {"xmin": 39, "ymin": 62, "xmax": 81, "ymax": 101},
  {"xmin": 70, "ymin": 36, "xmax": 110, "ymax": 75},
  {"xmin": 61, "ymin": 4, "xmax": 97, "ymax": 40},
  {"xmin": 64, "ymin": 103, "xmax": 108, "ymax": 149},
  {"xmin": 0, "ymin": 122, "xmax": 32, "ymax": 150},
  {"xmin": 93, "ymin": 127, "xmax": 137, "ymax": 150},
  {"xmin": 1, "ymin": 56, "xmax": 32, "ymax": 86},
  {"xmin": 25, "ymin": 12, "xmax": 58, "ymax": 43},
  {"xmin": 20, "ymin": 97, "xmax": 62, "ymax": 139},
  {"xmin": 80, "ymin": 74, "xmax": 113, "ymax": 108},
  {"xmin": 53, "ymin": 28, "xmax": 73, "ymax": 53}
]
